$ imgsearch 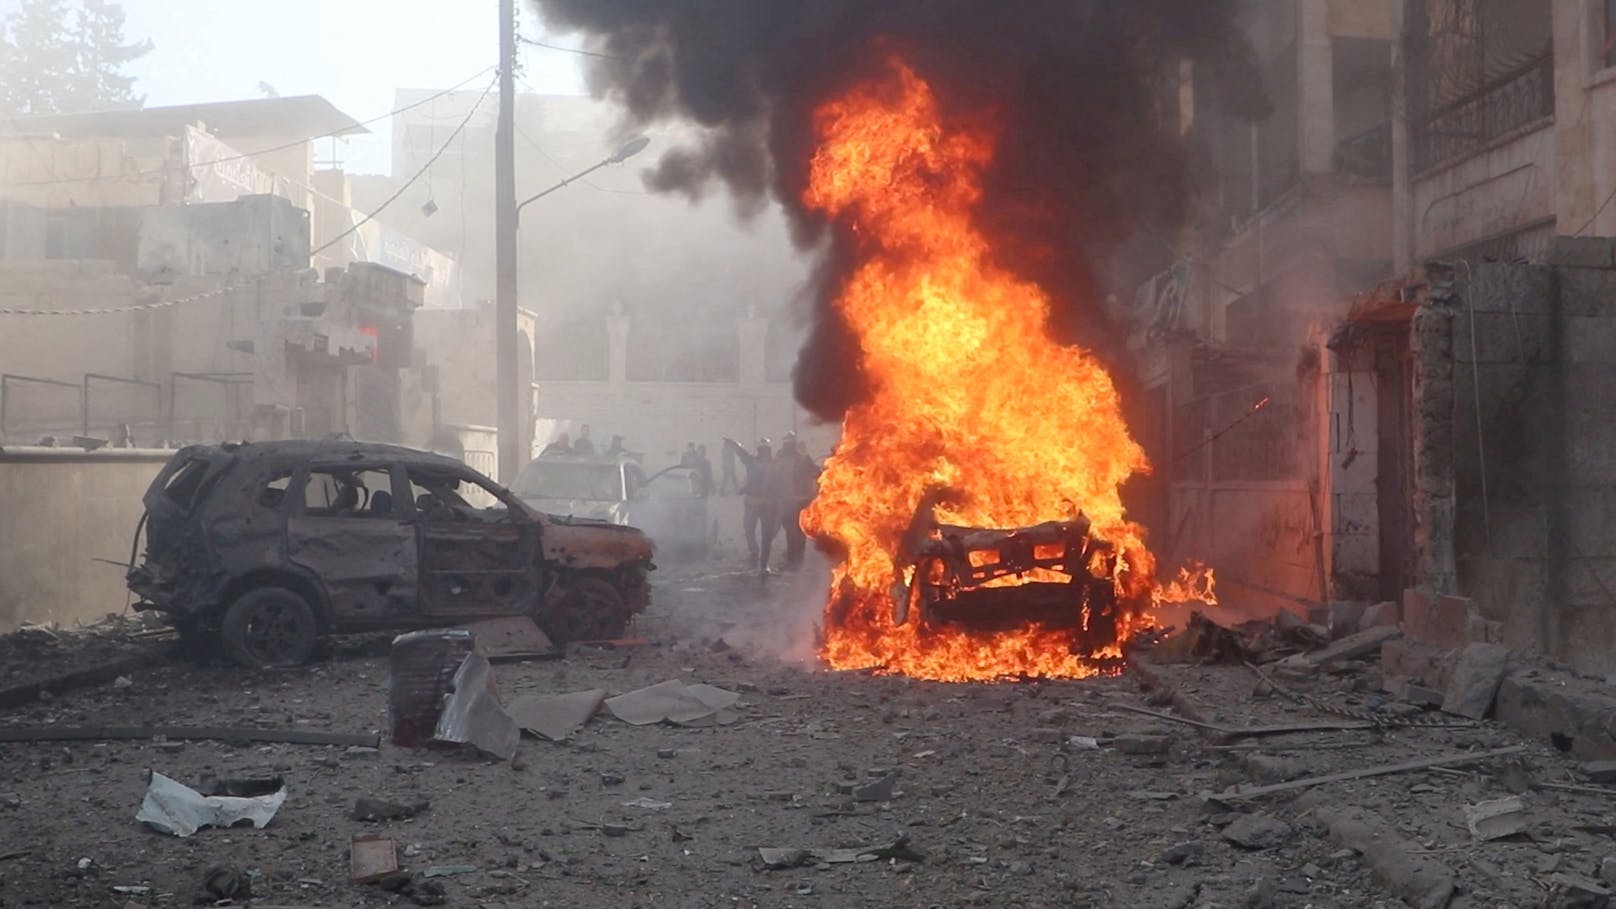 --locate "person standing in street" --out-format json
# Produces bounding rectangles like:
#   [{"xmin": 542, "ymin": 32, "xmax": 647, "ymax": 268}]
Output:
[
  {"xmin": 779, "ymin": 434, "xmax": 820, "ymax": 569},
  {"xmin": 724, "ymin": 436, "xmax": 773, "ymax": 570},
  {"xmin": 572, "ymin": 424, "xmax": 597, "ymax": 456}
]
